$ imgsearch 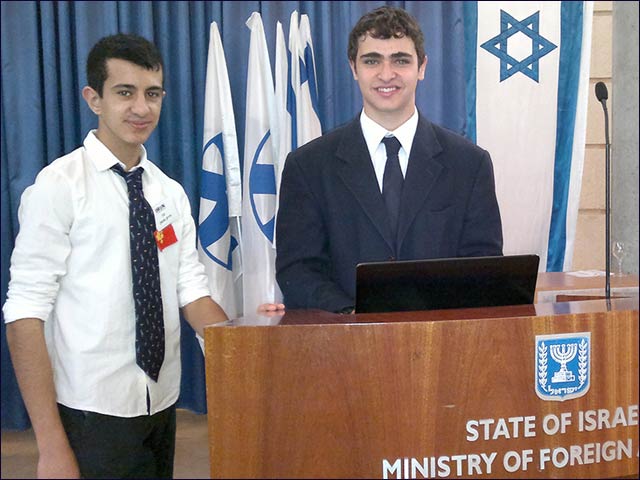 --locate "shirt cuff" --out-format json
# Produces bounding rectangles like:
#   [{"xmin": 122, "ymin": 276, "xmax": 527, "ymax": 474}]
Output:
[{"xmin": 337, "ymin": 306, "xmax": 355, "ymax": 314}]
